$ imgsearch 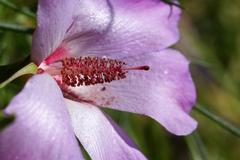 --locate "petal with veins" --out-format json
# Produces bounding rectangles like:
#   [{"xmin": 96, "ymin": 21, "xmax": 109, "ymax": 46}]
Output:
[
  {"xmin": 68, "ymin": 49, "xmax": 197, "ymax": 135},
  {"xmin": 32, "ymin": 0, "xmax": 77, "ymax": 64},
  {"xmin": 66, "ymin": 0, "xmax": 181, "ymax": 58},
  {"xmin": 0, "ymin": 74, "xmax": 83, "ymax": 160},
  {"xmin": 32, "ymin": 0, "xmax": 112, "ymax": 64},
  {"xmin": 32, "ymin": 0, "xmax": 181, "ymax": 63},
  {"xmin": 66, "ymin": 99, "xmax": 147, "ymax": 160}
]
